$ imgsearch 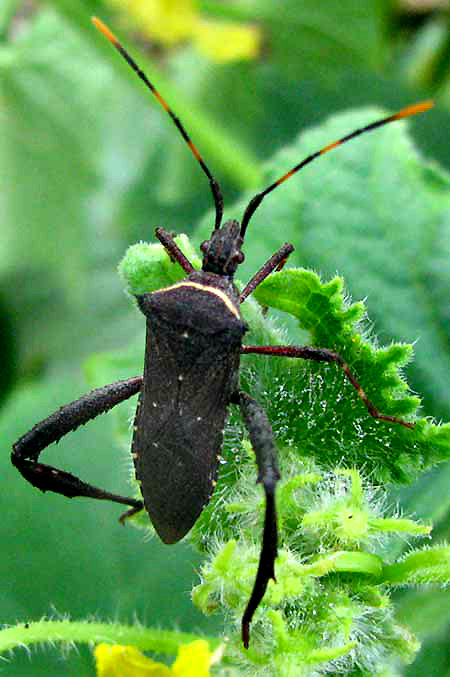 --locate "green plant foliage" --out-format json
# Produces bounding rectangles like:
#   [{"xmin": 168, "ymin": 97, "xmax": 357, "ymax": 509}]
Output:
[
  {"xmin": 119, "ymin": 235, "xmax": 201, "ymax": 295},
  {"xmin": 252, "ymin": 268, "xmax": 448, "ymax": 480}
]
